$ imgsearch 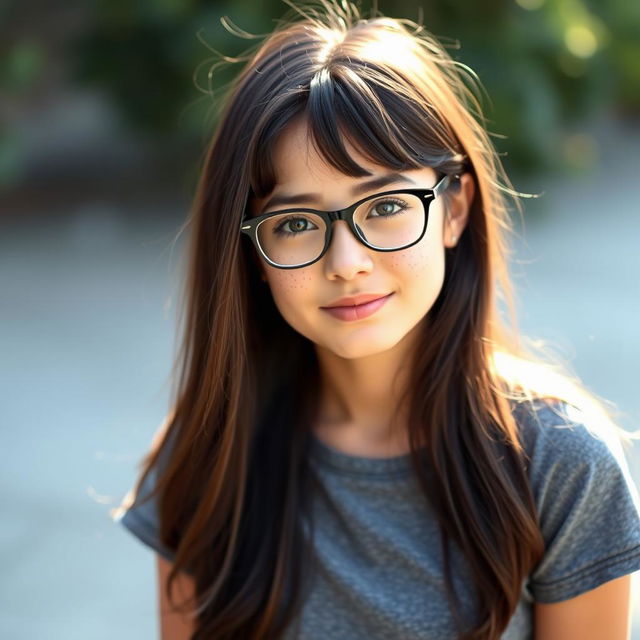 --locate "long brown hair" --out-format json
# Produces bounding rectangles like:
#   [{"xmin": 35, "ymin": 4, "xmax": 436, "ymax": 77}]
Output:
[{"xmin": 116, "ymin": 2, "xmax": 635, "ymax": 638}]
